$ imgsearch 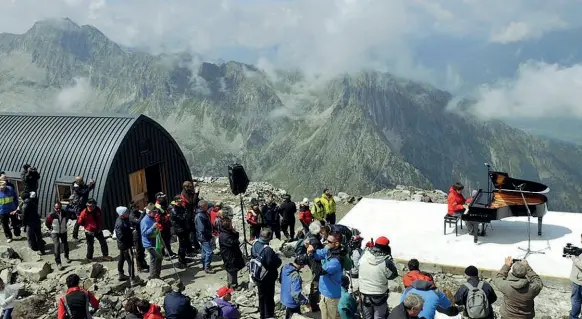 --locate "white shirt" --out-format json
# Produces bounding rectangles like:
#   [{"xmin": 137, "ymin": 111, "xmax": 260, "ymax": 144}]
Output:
[{"xmin": 0, "ymin": 285, "xmax": 18, "ymax": 310}]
